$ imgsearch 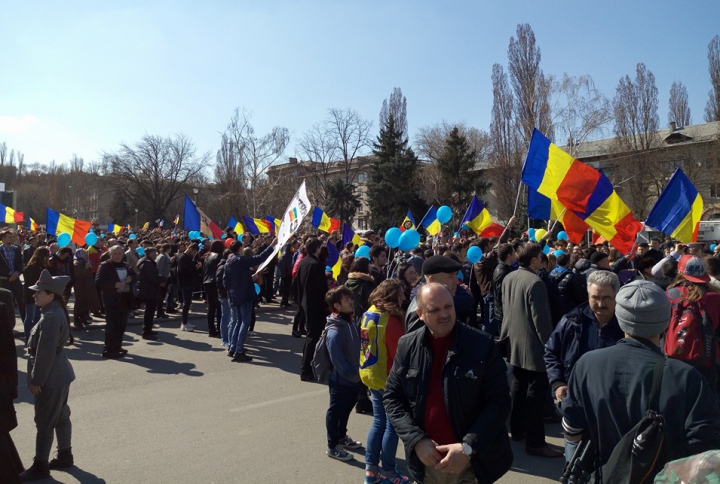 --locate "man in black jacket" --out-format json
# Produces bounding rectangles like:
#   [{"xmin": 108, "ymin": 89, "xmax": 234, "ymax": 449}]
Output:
[
  {"xmin": 96, "ymin": 245, "xmax": 137, "ymax": 358},
  {"xmin": 0, "ymin": 229, "xmax": 25, "ymax": 325},
  {"xmin": 385, "ymin": 283, "xmax": 512, "ymax": 484},
  {"xmin": 136, "ymin": 247, "xmax": 164, "ymax": 340},
  {"xmin": 491, "ymin": 243, "xmax": 515, "ymax": 337},
  {"xmin": 297, "ymin": 238, "xmax": 328, "ymax": 381},
  {"xmin": 176, "ymin": 243, "xmax": 200, "ymax": 332}
]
